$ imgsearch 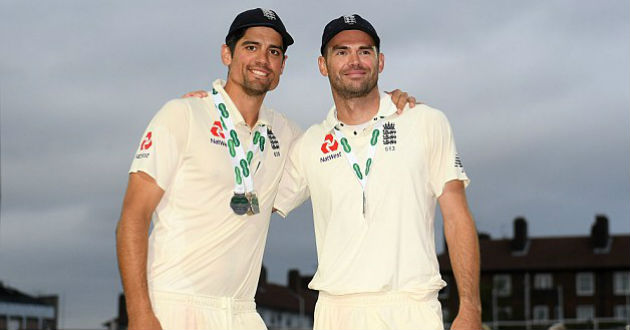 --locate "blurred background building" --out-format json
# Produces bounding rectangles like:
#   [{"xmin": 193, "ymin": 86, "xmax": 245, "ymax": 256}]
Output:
[
  {"xmin": 0, "ymin": 282, "xmax": 58, "ymax": 330},
  {"xmin": 438, "ymin": 214, "xmax": 630, "ymax": 329}
]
